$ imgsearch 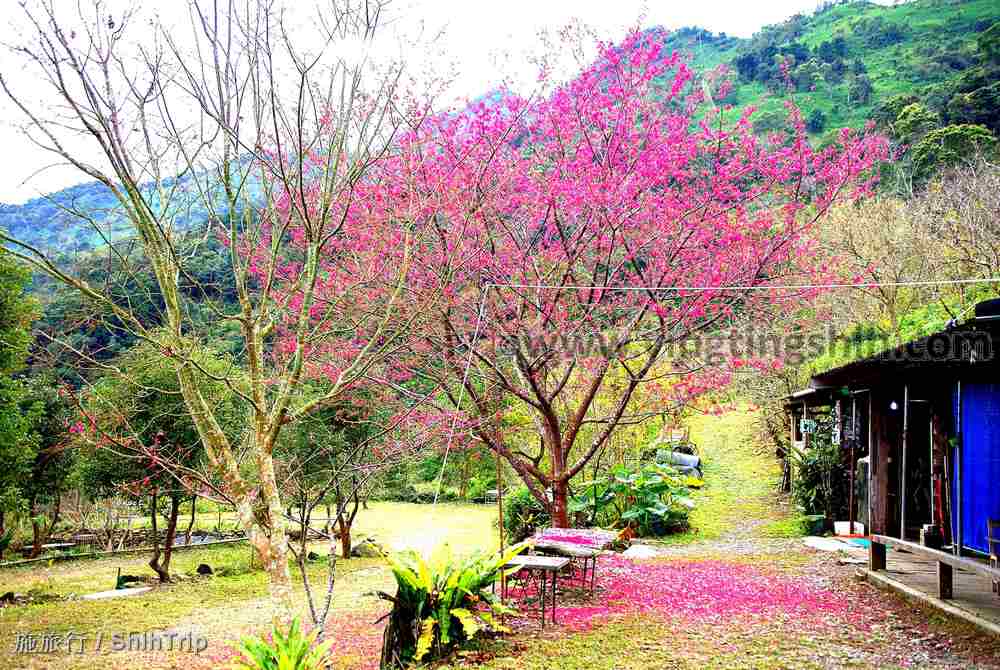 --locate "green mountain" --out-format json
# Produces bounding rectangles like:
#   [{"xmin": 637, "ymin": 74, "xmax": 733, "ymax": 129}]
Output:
[
  {"xmin": 0, "ymin": 174, "xmax": 228, "ymax": 256},
  {"xmin": 2, "ymin": 0, "xmax": 998, "ymax": 256},
  {"xmin": 659, "ymin": 0, "xmax": 999, "ymax": 138}
]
